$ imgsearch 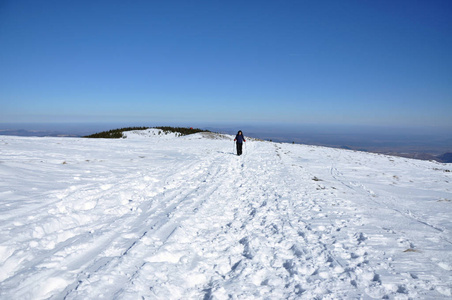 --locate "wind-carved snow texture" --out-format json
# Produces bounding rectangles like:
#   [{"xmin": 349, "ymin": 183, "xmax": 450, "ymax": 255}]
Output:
[{"xmin": 0, "ymin": 128, "xmax": 451, "ymax": 299}]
